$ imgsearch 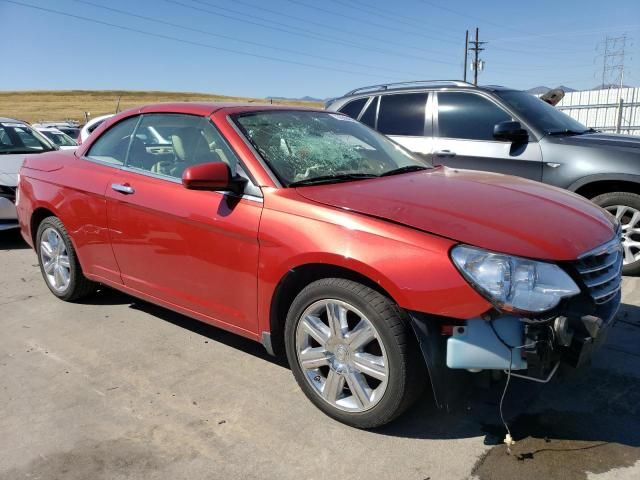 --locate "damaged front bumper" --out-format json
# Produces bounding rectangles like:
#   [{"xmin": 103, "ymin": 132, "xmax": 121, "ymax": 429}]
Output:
[{"xmin": 410, "ymin": 282, "xmax": 621, "ymax": 408}]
